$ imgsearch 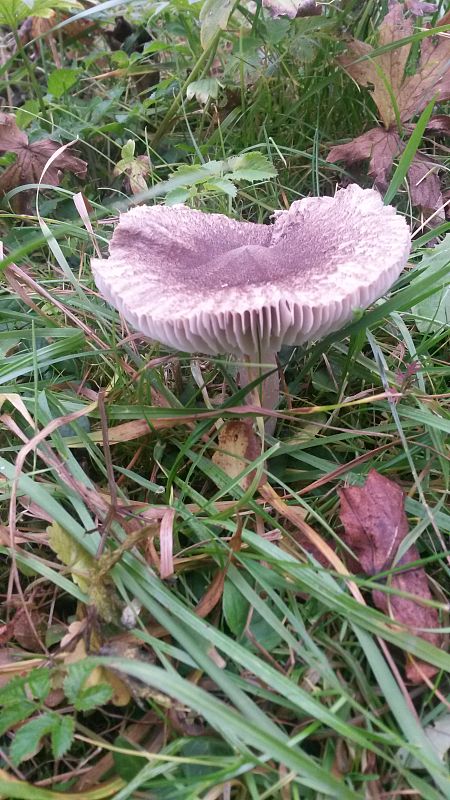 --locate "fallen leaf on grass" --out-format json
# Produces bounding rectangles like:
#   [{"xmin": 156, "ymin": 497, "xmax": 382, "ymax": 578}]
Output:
[
  {"xmin": 0, "ymin": 113, "xmax": 86, "ymax": 212},
  {"xmin": 212, "ymin": 420, "xmax": 261, "ymax": 490},
  {"xmin": 407, "ymin": 153, "xmax": 443, "ymax": 218},
  {"xmin": 328, "ymin": 127, "xmax": 402, "ymax": 189},
  {"xmin": 398, "ymin": 712, "xmax": 450, "ymax": 767},
  {"xmin": 262, "ymin": 0, "xmax": 321, "ymax": 17},
  {"xmin": 327, "ymin": 2, "xmax": 450, "ymax": 220},
  {"xmin": 60, "ymin": 621, "xmax": 131, "ymax": 707},
  {"xmin": 339, "ymin": 469, "xmax": 442, "ymax": 682},
  {"xmin": 405, "ymin": 0, "xmax": 439, "ymax": 14}
]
